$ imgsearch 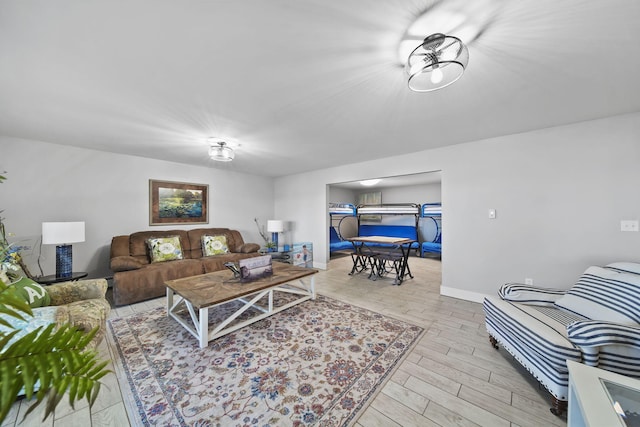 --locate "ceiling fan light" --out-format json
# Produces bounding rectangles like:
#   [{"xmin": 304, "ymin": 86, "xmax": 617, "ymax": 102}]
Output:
[
  {"xmin": 406, "ymin": 33, "xmax": 469, "ymax": 92},
  {"xmin": 209, "ymin": 142, "xmax": 235, "ymax": 162}
]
